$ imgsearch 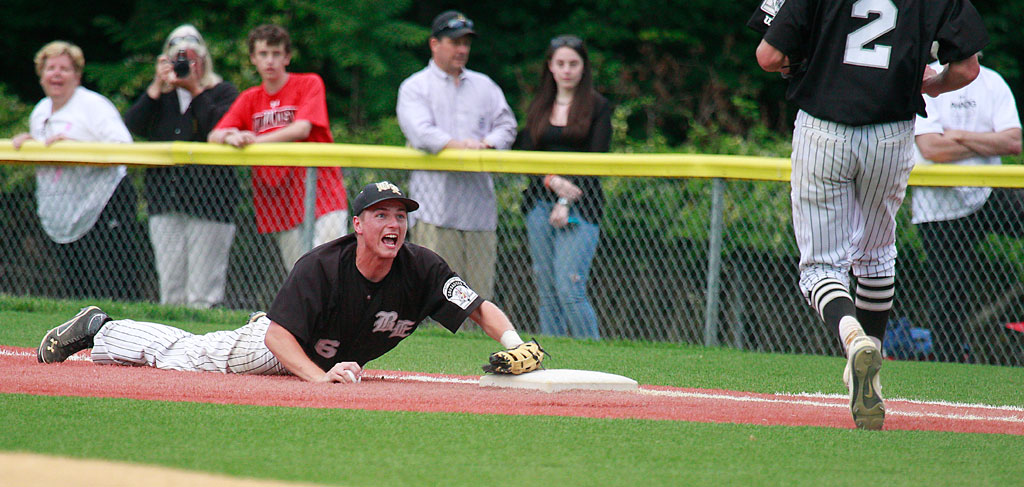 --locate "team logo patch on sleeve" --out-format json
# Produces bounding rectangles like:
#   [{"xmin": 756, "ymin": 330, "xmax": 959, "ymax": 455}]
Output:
[
  {"xmin": 443, "ymin": 277, "xmax": 478, "ymax": 310},
  {"xmin": 759, "ymin": 0, "xmax": 785, "ymax": 16}
]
